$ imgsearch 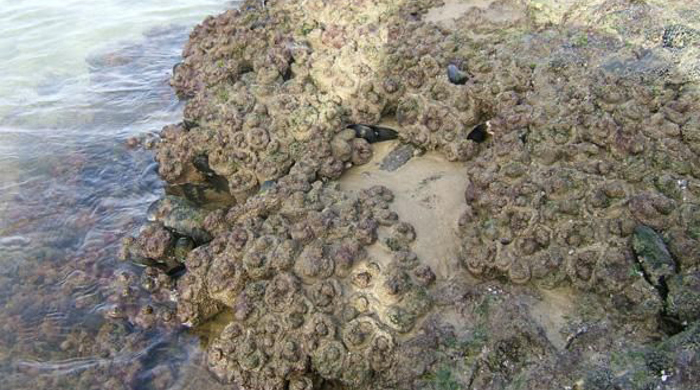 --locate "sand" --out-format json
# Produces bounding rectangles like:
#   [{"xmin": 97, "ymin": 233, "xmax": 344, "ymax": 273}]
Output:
[{"xmin": 339, "ymin": 140, "xmax": 469, "ymax": 281}]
